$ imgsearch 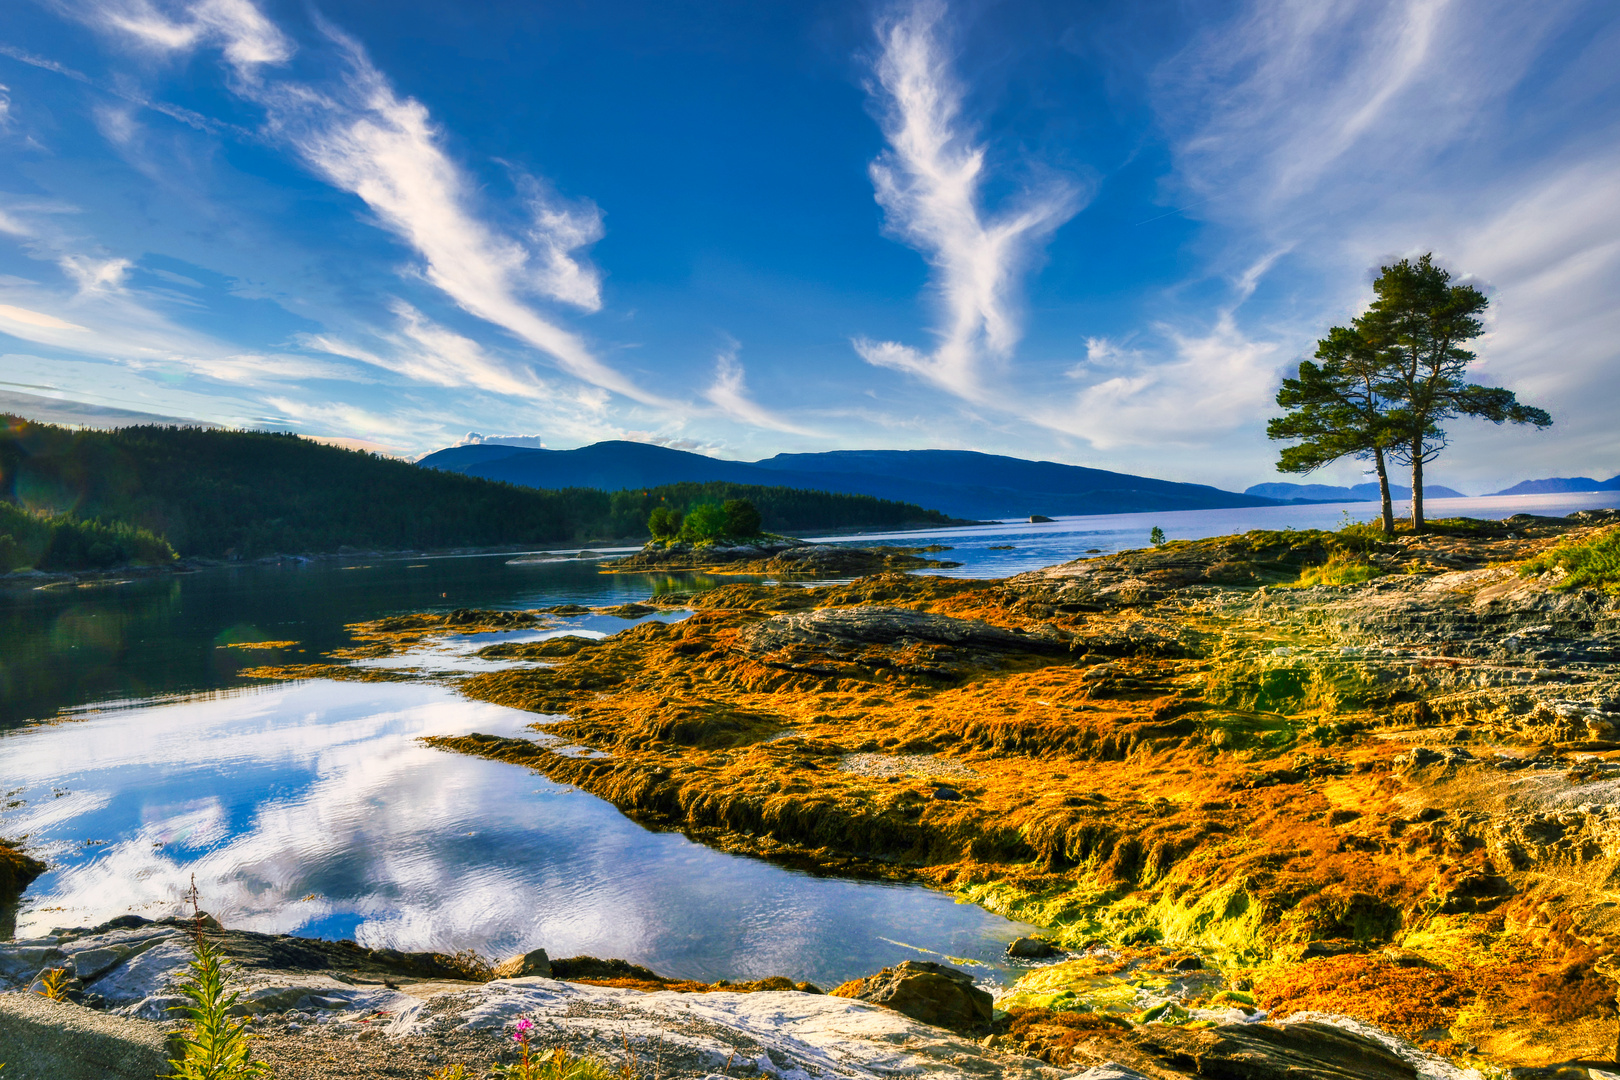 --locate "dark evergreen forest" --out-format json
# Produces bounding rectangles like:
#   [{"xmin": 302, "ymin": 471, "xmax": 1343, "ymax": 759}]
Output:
[{"xmin": 0, "ymin": 418, "xmax": 956, "ymax": 562}]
